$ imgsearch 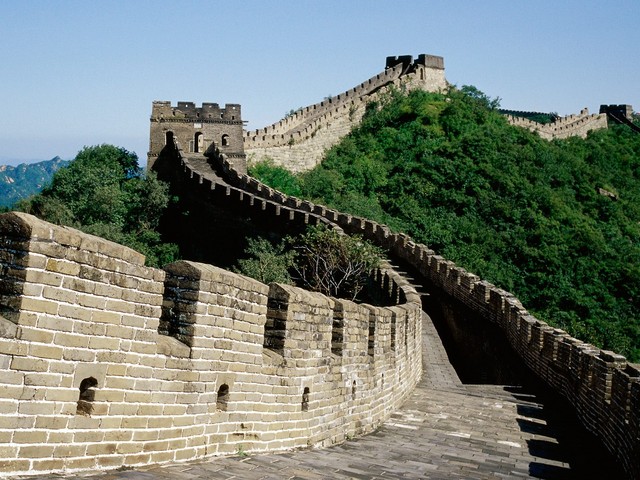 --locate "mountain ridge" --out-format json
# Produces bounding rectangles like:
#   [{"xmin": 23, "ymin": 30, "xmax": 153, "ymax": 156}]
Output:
[{"xmin": 0, "ymin": 157, "xmax": 69, "ymax": 207}]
